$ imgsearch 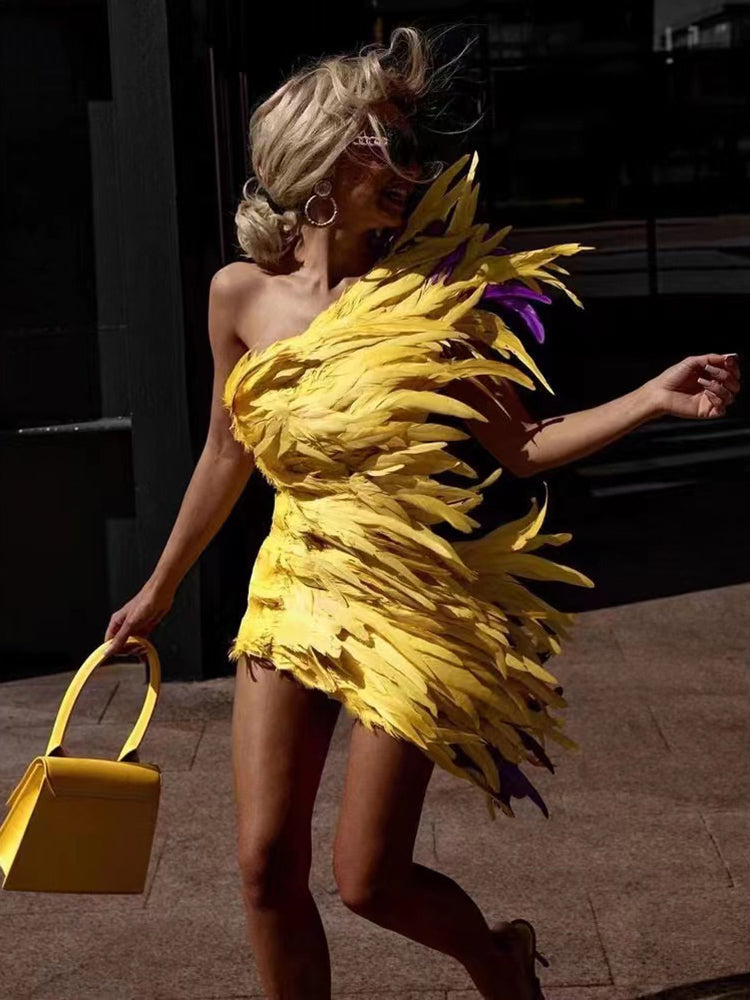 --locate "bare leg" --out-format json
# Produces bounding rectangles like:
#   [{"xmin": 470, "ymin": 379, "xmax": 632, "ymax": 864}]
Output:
[
  {"xmin": 332, "ymin": 721, "xmax": 533, "ymax": 1000},
  {"xmin": 232, "ymin": 654, "xmax": 342, "ymax": 1000}
]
